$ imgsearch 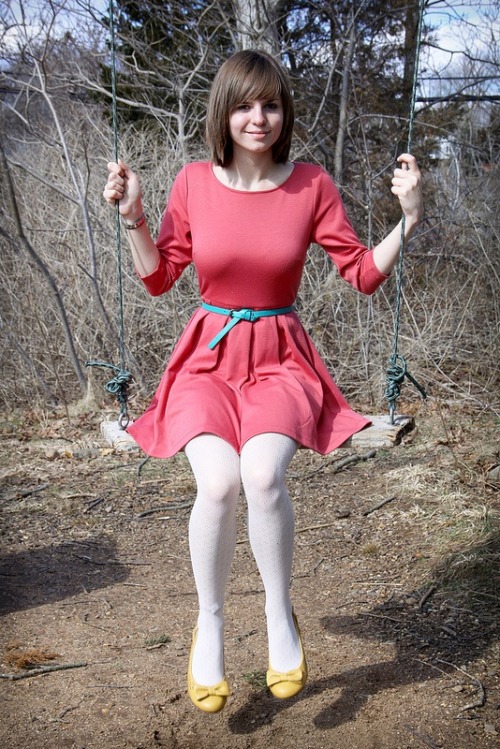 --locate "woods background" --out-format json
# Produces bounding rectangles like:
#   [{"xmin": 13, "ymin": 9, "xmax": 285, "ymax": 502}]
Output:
[{"xmin": 0, "ymin": 0, "xmax": 498, "ymax": 417}]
